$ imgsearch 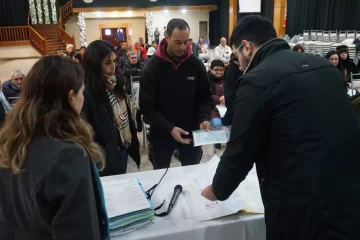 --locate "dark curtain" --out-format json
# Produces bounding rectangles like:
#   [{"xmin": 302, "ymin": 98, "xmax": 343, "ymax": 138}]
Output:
[
  {"xmin": 0, "ymin": 0, "xmax": 29, "ymax": 26},
  {"xmin": 237, "ymin": 0, "xmax": 274, "ymax": 23},
  {"xmin": 209, "ymin": 0, "xmax": 229, "ymax": 47},
  {"xmin": 287, "ymin": 0, "xmax": 360, "ymax": 37}
]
